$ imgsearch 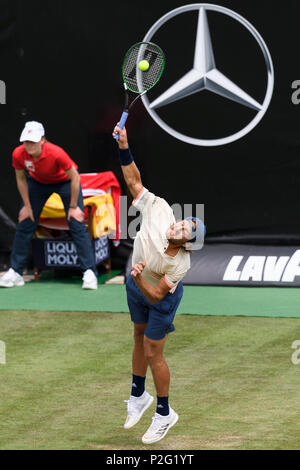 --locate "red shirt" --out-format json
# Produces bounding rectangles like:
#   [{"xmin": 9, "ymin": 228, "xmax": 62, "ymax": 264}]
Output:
[{"xmin": 12, "ymin": 142, "xmax": 78, "ymax": 184}]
